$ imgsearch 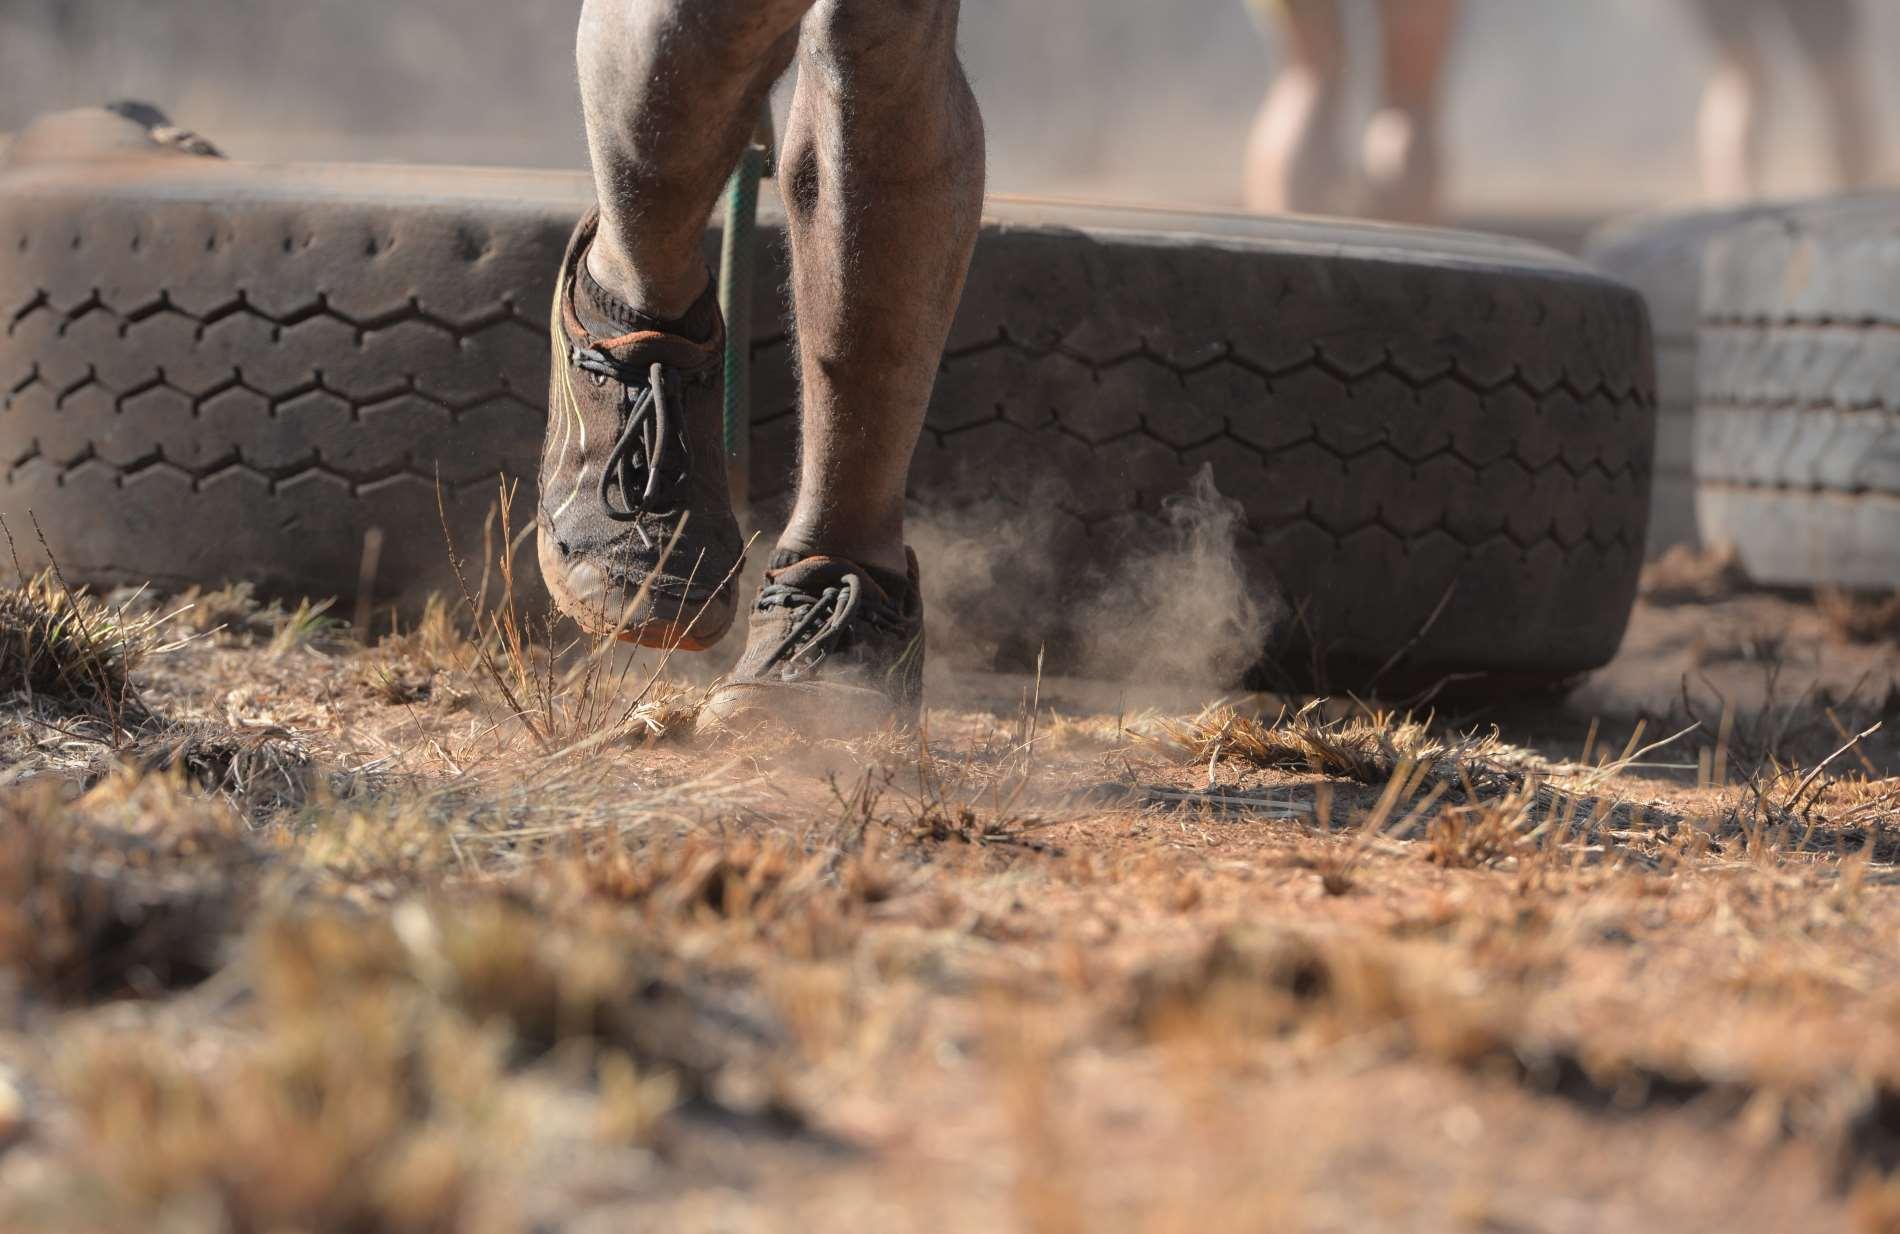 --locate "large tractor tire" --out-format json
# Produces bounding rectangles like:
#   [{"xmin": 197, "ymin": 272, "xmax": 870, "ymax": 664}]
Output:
[
  {"xmin": 0, "ymin": 112, "xmax": 1655, "ymax": 693},
  {"xmin": 1585, "ymin": 202, "xmax": 1789, "ymax": 555},
  {"xmin": 1697, "ymin": 195, "xmax": 1900, "ymax": 590}
]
